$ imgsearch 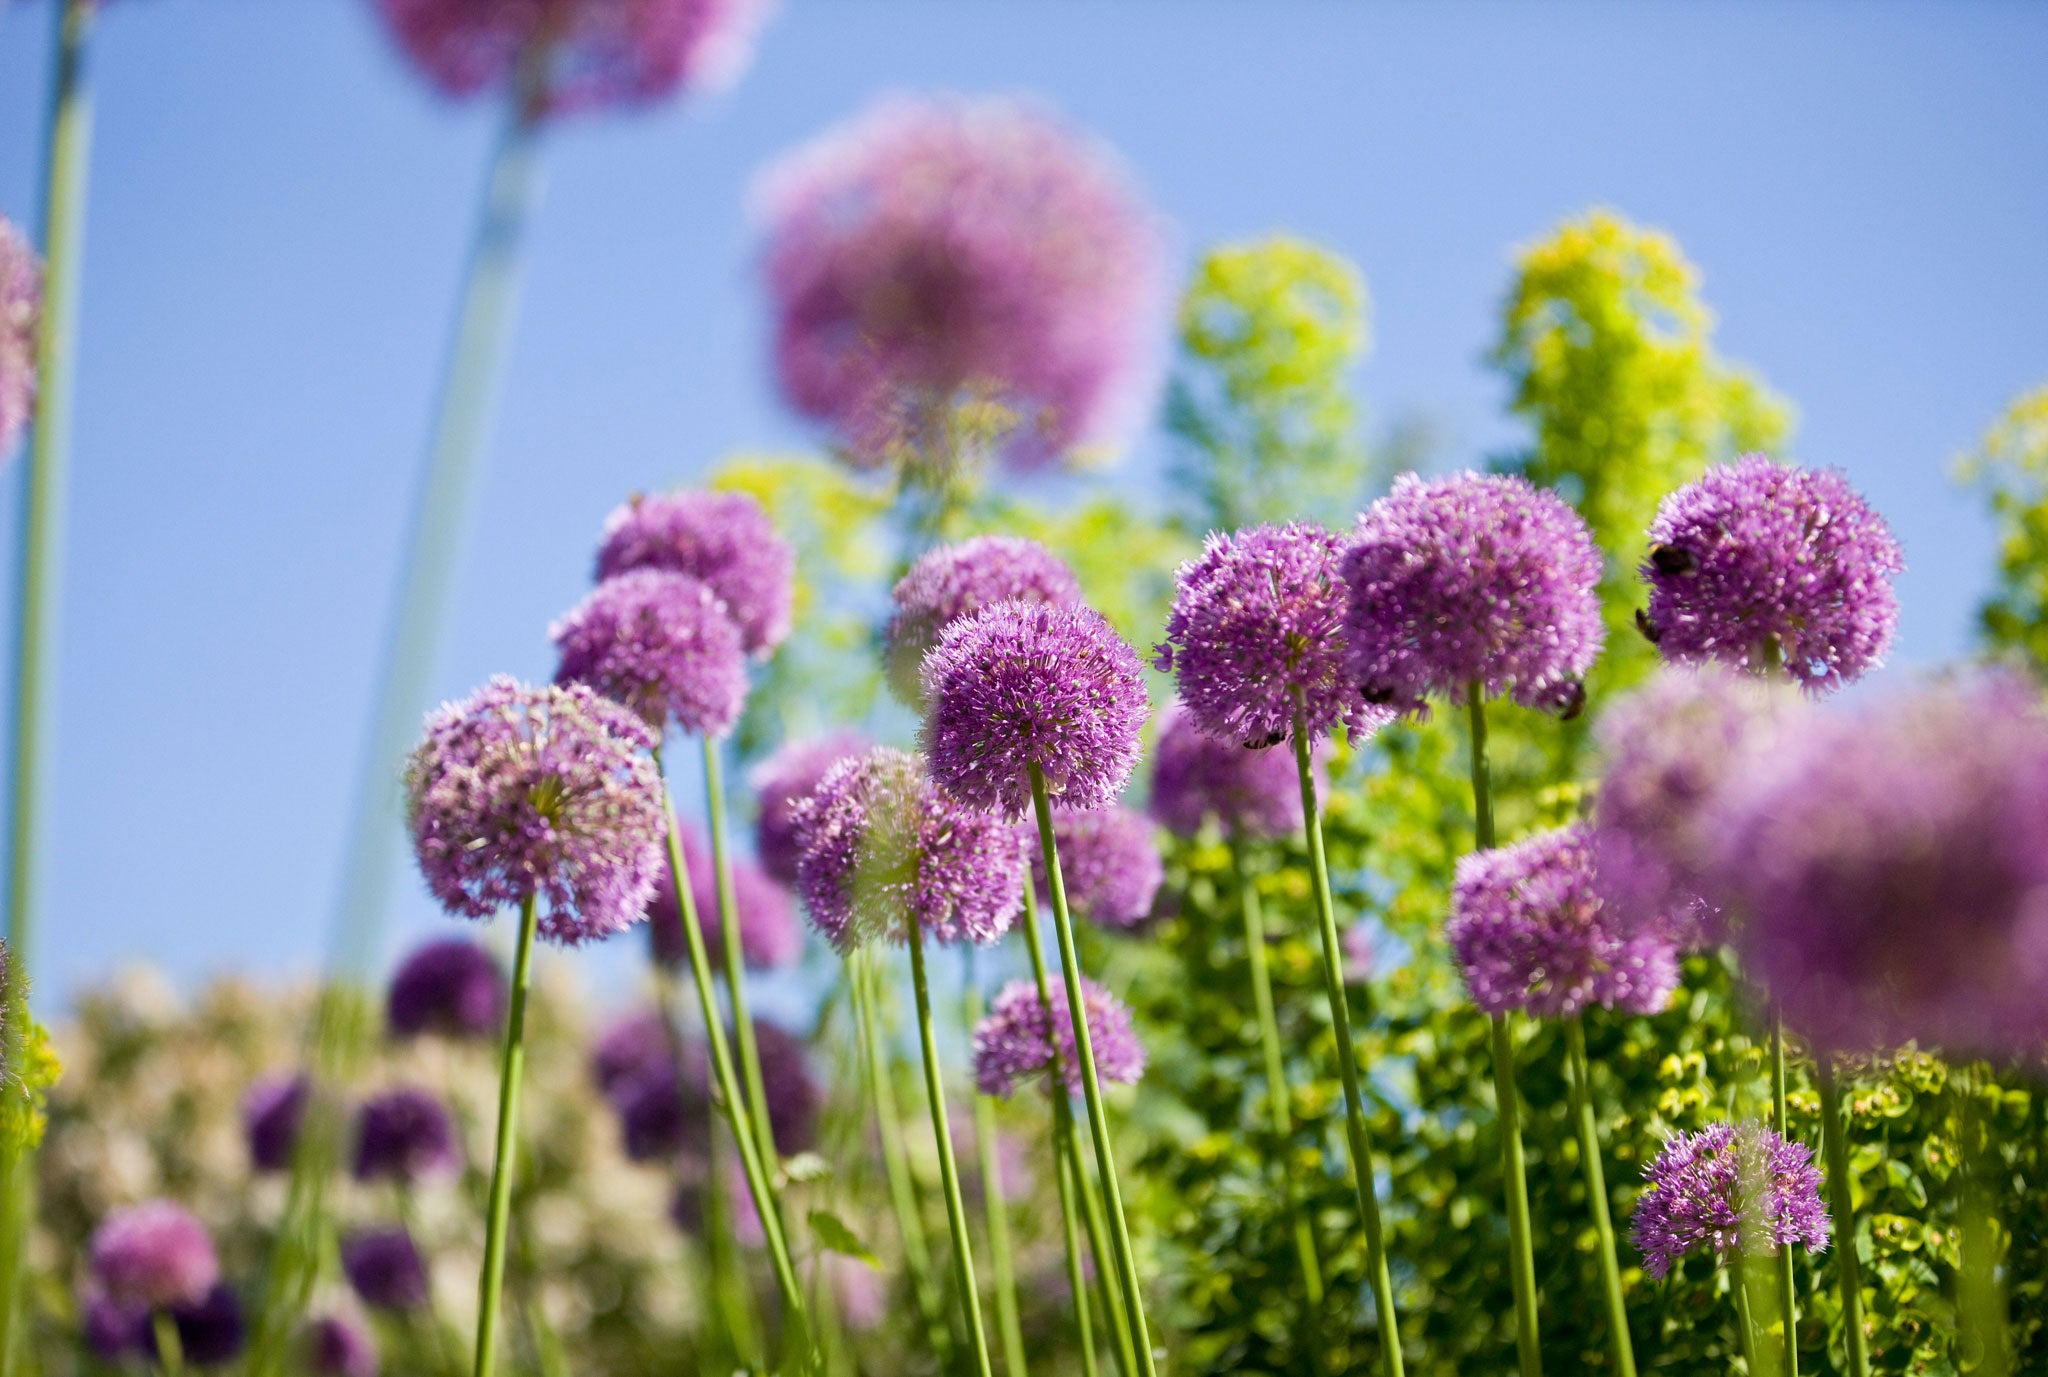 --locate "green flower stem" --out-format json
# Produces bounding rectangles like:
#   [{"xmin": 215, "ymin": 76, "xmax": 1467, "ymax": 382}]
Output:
[
  {"xmin": 1052, "ymin": 1143, "xmax": 1103, "ymax": 1377},
  {"xmin": 1770, "ymin": 1017, "xmax": 1799, "ymax": 1376},
  {"xmin": 1029, "ymin": 764, "xmax": 1158, "ymax": 1377},
  {"xmin": 1228, "ymin": 831, "xmax": 1326, "ymax": 1309},
  {"xmin": 1957, "ymin": 1072, "xmax": 2009, "ymax": 1377},
  {"xmin": 1734, "ymin": 1263, "xmax": 1762, "ymax": 1374},
  {"xmin": 1814, "ymin": 1064, "xmax": 1870, "ymax": 1377},
  {"xmin": 152, "ymin": 1310, "xmax": 184, "ymax": 1377},
  {"xmin": 964, "ymin": 953, "xmax": 1029, "ymax": 1376},
  {"xmin": 902, "ymin": 917, "xmax": 996, "ymax": 1377},
  {"xmin": 472, "ymin": 893, "xmax": 539, "ymax": 1377},
  {"xmin": 1289, "ymin": 710, "xmax": 1403, "ymax": 1376},
  {"xmin": 1563, "ymin": 1018, "xmax": 1636, "ymax": 1377},
  {"xmin": 1467, "ymin": 683, "xmax": 1541, "ymax": 1377},
  {"xmin": 702, "ymin": 736, "xmax": 778, "ymax": 1167}
]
